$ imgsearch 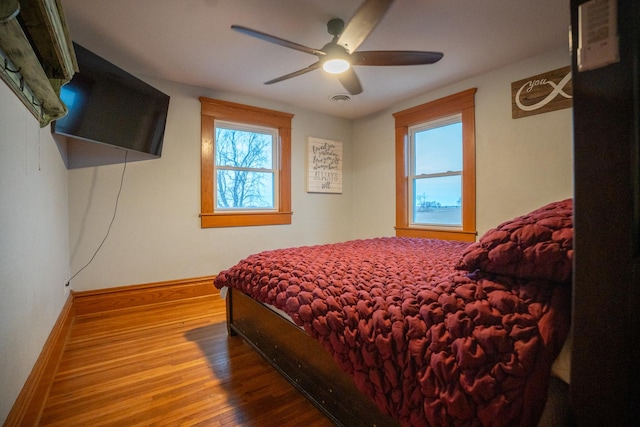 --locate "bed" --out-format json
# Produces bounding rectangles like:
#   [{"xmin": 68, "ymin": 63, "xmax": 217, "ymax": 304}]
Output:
[{"xmin": 215, "ymin": 199, "xmax": 573, "ymax": 426}]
